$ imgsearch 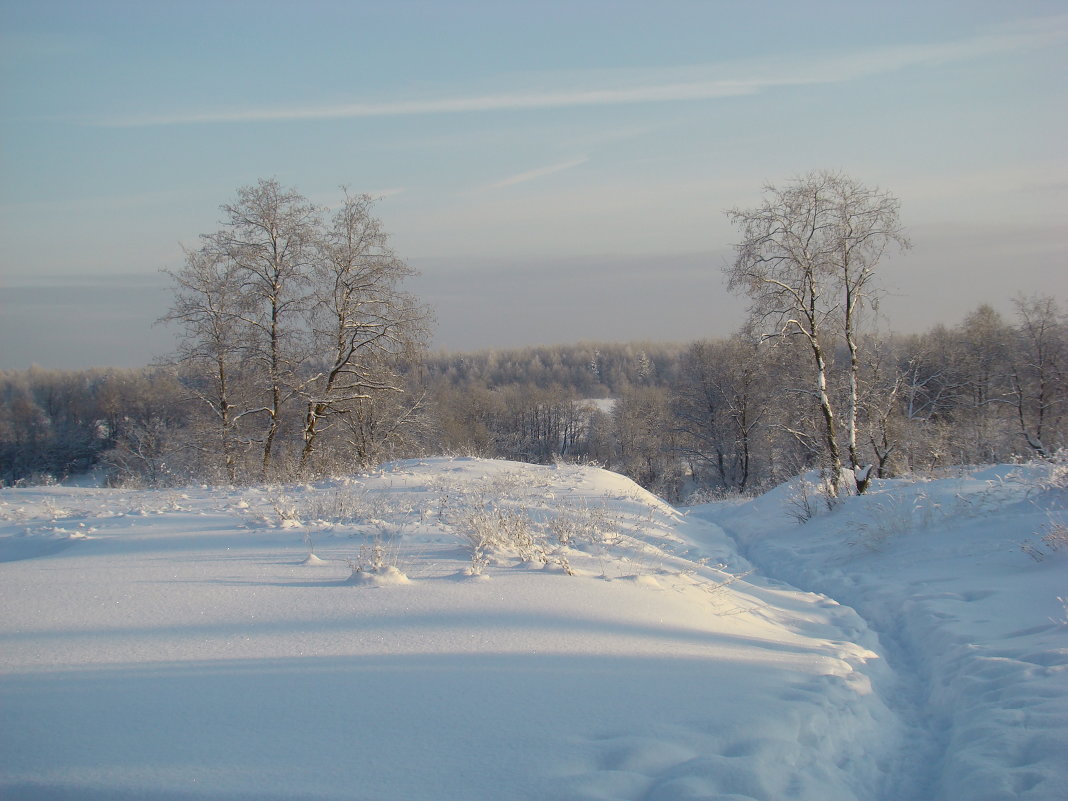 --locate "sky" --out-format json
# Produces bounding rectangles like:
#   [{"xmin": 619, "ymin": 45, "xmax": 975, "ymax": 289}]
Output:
[{"xmin": 1, "ymin": 0, "xmax": 1066, "ymax": 370}]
